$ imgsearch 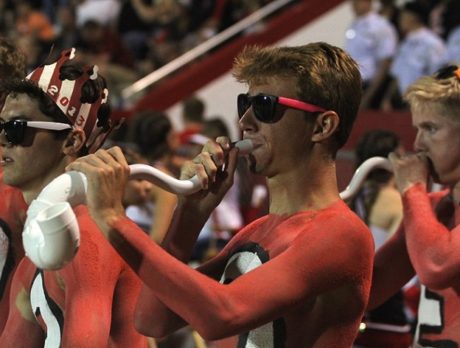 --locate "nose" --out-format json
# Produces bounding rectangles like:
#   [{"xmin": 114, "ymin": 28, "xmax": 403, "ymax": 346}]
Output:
[
  {"xmin": 0, "ymin": 128, "xmax": 10, "ymax": 147},
  {"xmin": 413, "ymin": 130, "xmax": 425, "ymax": 152},
  {"xmin": 238, "ymin": 107, "xmax": 257, "ymax": 133},
  {"xmin": 142, "ymin": 180, "xmax": 153, "ymax": 194}
]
